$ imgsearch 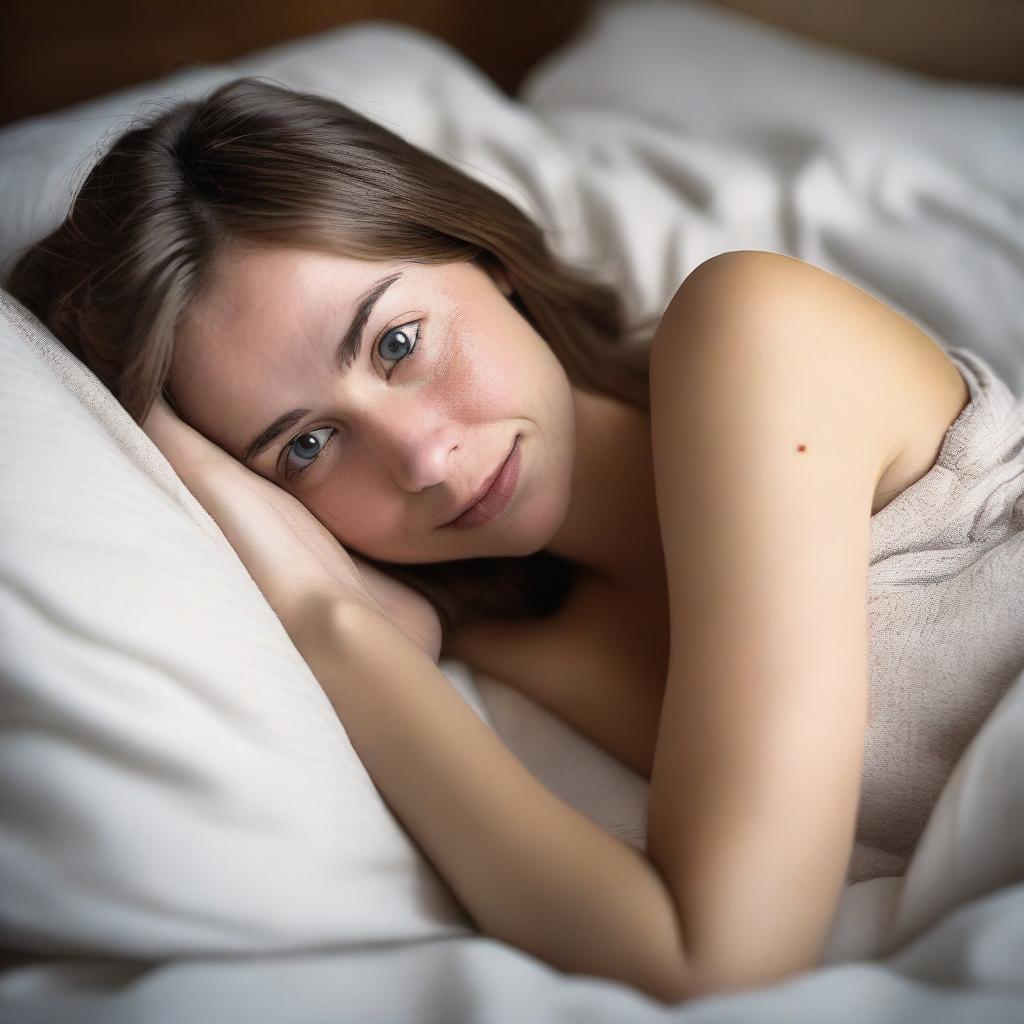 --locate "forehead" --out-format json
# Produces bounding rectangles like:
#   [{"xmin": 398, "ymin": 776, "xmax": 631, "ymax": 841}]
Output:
[
  {"xmin": 183, "ymin": 242, "xmax": 392, "ymax": 351},
  {"xmin": 168, "ymin": 243, "xmax": 405, "ymax": 444}
]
